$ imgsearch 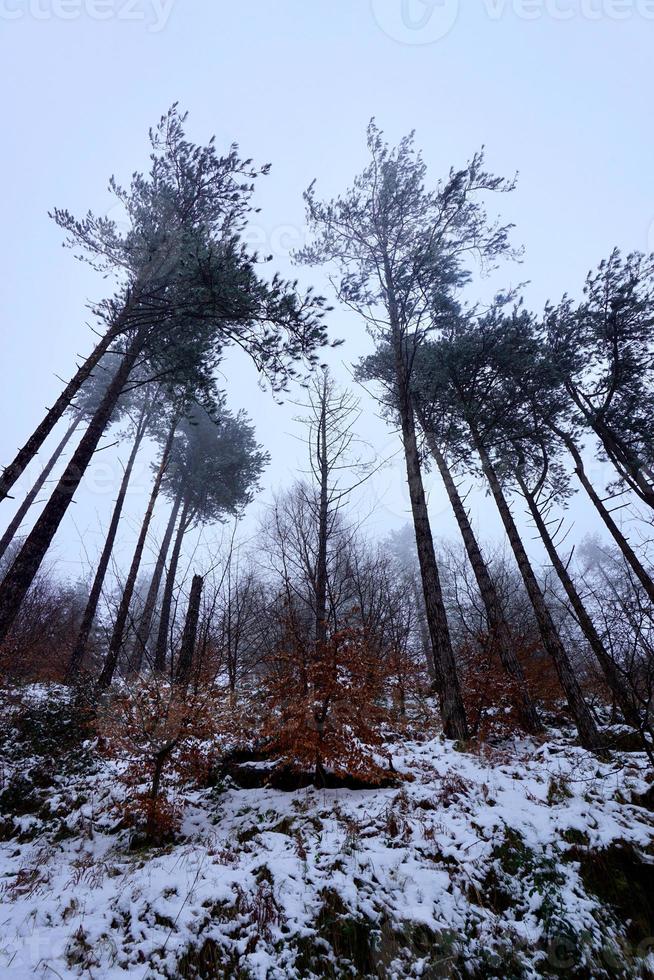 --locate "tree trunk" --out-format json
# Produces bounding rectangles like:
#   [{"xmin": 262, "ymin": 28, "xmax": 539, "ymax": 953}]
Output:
[
  {"xmin": 418, "ymin": 412, "xmax": 541, "ymax": 734},
  {"xmin": 516, "ymin": 469, "xmax": 642, "ymax": 730},
  {"xmin": 130, "ymin": 490, "xmax": 183, "ymax": 672},
  {"xmin": 175, "ymin": 573, "xmax": 203, "ymax": 687},
  {"xmin": 147, "ymin": 740, "xmax": 177, "ymax": 839},
  {"xmin": 566, "ymin": 383, "xmax": 654, "ymax": 511},
  {"xmin": 412, "ymin": 577, "xmax": 436, "ymax": 683},
  {"xmin": 154, "ymin": 493, "xmax": 192, "ymax": 673},
  {"xmin": 557, "ymin": 429, "xmax": 654, "ymax": 606},
  {"xmin": 388, "ymin": 330, "xmax": 468, "ymax": 739},
  {"xmin": 66, "ymin": 410, "xmax": 150, "ymax": 680},
  {"xmin": 96, "ymin": 421, "xmax": 176, "ymax": 691},
  {"xmin": 150, "ymin": 749, "xmax": 168, "ymax": 804},
  {"xmin": 472, "ymin": 432, "xmax": 602, "ymax": 750},
  {"xmin": 0, "ymin": 332, "xmax": 145, "ymax": 649},
  {"xmin": 0, "ymin": 307, "xmax": 132, "ymax": 505},
  {"xmin": 315, "ymin": 382, "xmax": 329, "ymax": 651},
  {"xmin": 595, "ymin": 421, "xmax": 654, "ymax": 511},
  {"xmin": 0, "ymin": 409, "xmax": 84, "ymax": 565}
]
